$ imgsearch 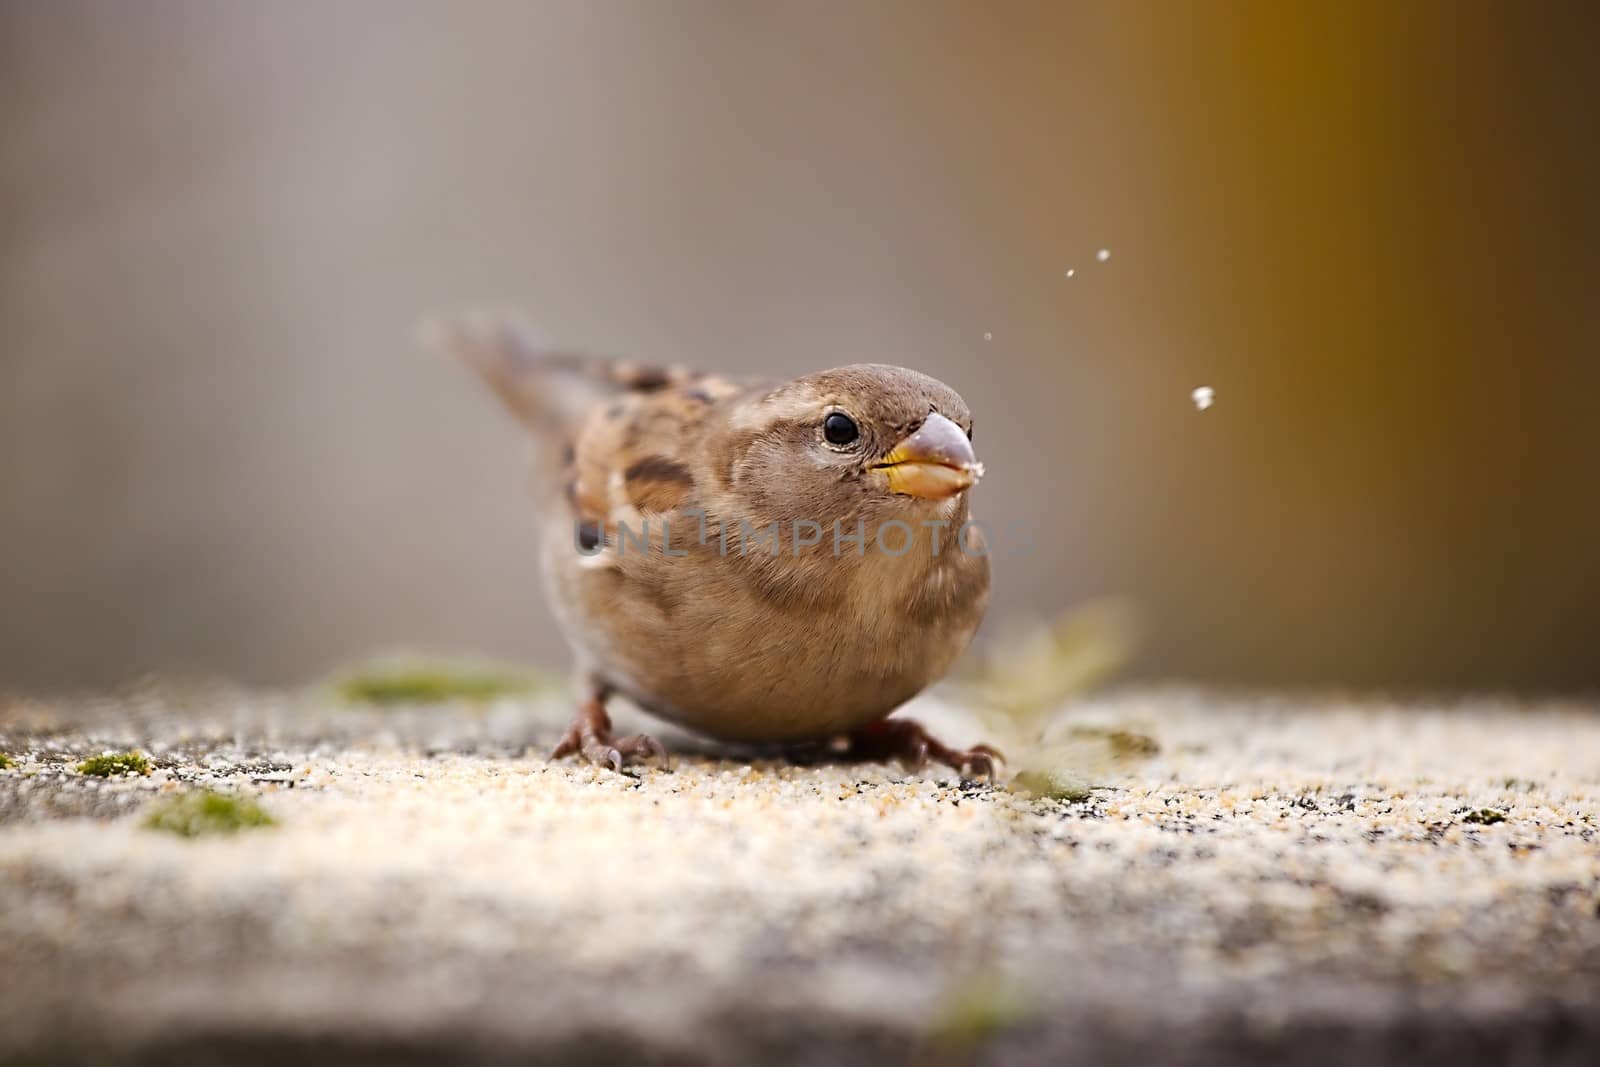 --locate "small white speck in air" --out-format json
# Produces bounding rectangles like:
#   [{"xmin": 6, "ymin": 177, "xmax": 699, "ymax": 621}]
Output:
[
  {"xmin": 1192, "ymin": 386, "xmax": 1216, "ymax": 411},
  {"xmin": 1064, "ymin": 269, "xmax": 1075, "ymax": 278},
  {"xmin": 1096, "ymin": 248, "xmax": 1111, "ymax": 263},
  {"xmin": 983, "ymin": 332, "xmax": 993, "ymax": 341}
]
